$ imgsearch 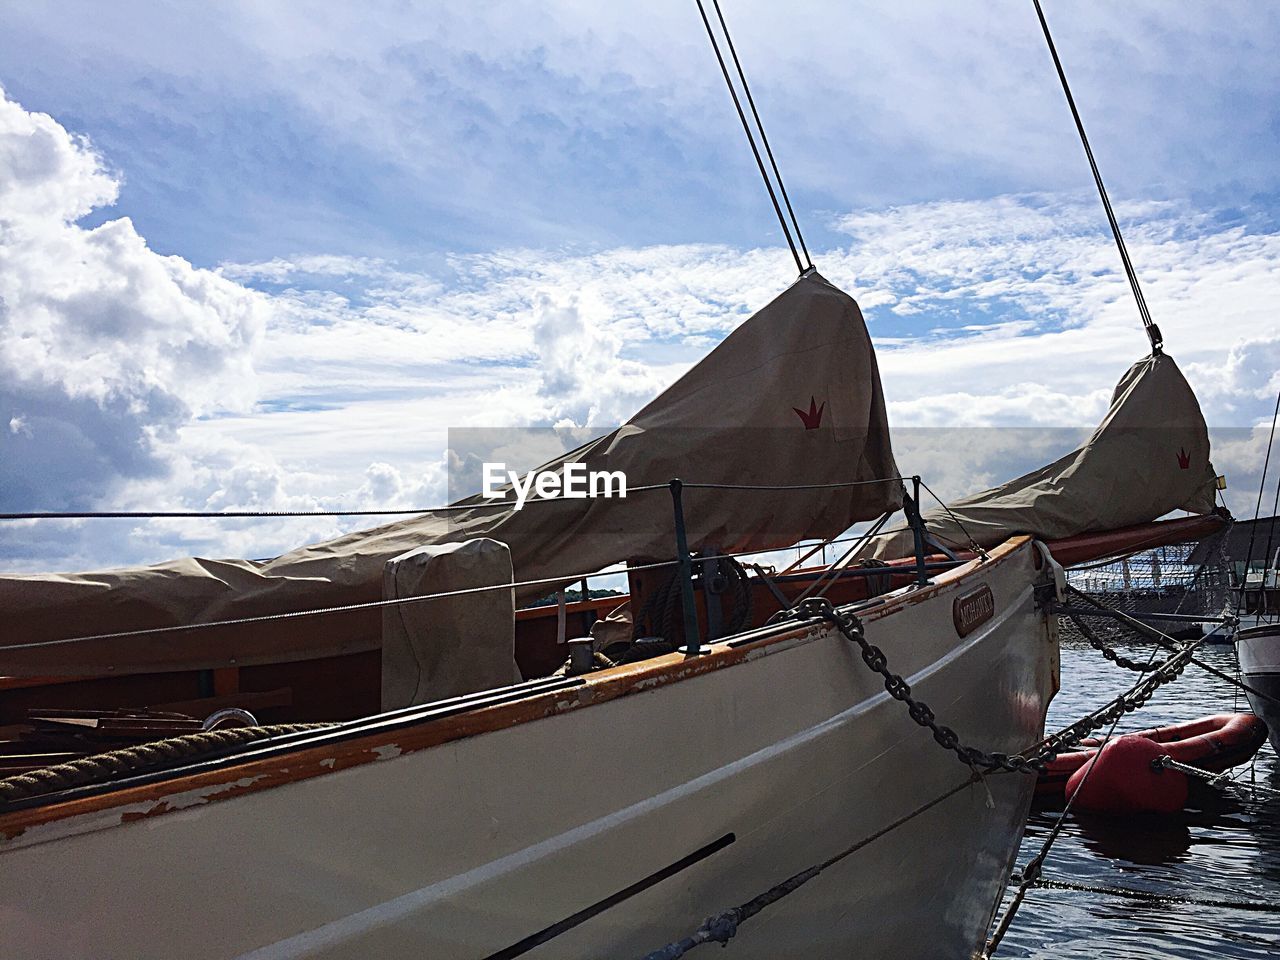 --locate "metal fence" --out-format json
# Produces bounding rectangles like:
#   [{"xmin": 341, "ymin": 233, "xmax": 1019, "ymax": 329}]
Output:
[{"xmin": 1063, "ymin": 531, "xmax": 1231, "ymax": 642}]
